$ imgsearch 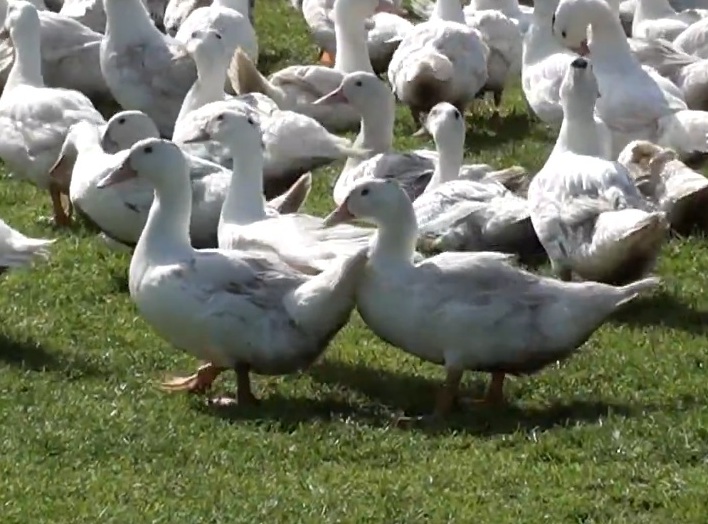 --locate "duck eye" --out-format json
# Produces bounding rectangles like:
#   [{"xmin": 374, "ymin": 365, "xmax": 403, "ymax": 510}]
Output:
[
  {"xmin": 361, "ymin": 188, "xmax": 369, "ymax": 196},
  {"xmin": 118, "ymin": 117, "xmax": 125, "ymax": 124},
  {"xmin": 247, "ymin": 117, "xmax": 255, "ymax": 125},
  {"xmin": 144, "ymin": 146, "xmax": 153, "ymax": 154},
  {"xmin": 355, "ymin": 80, "xmax": 363, "ymax": 87},
  {"xmin": 216, "ymin": 114, "xmax": 224, "ymax": 121},
  {"xmin": 454, "ymin": 110, "xmax": 460, "ymax": 120},
  {"xmin": 561, "ymin": 30, "xmax": 567, "ymax": 38},
  {"xmin": 191, "ymin": 31, "xmax": 198, "ymax": 38},
  {"xmin": 215, "ymin": 33, "xmax": 222, "ymax": 40},
  {"xmin": 551, "ymin": 13, "xmax": 556, "ymax": 27}
]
